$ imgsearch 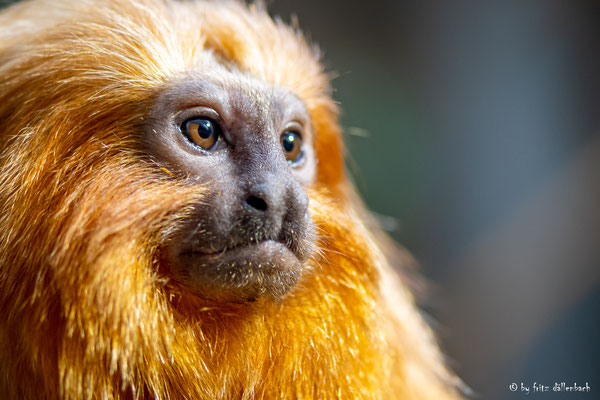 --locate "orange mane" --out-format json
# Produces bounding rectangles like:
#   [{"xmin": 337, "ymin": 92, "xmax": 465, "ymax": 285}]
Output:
[{"xmin": 0, "ymin": 1, "xmax": 461, "ymax": 398}]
